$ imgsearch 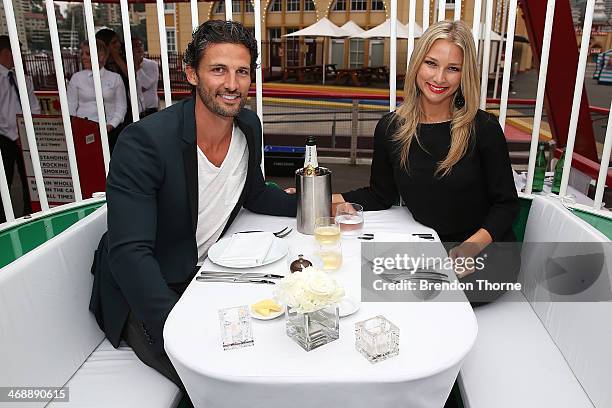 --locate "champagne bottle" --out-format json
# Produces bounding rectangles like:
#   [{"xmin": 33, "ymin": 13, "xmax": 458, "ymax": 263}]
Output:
[
  {"xmin": 304, "ymin": 136, "xmax": 318, "ymax": 176},
  {"xmin": 551, "ymin": 149, "xmax": 565, "ymax": 195},
  {"xmin": 532, "ymin": 142, "xmax": 547, "ymax": 192}
]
